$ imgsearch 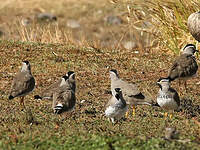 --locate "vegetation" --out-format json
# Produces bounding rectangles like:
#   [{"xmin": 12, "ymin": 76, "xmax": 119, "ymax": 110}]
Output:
[{"xmin": 0, "ymin": 0, "xmax": 199, "ymax": 149}]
